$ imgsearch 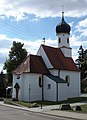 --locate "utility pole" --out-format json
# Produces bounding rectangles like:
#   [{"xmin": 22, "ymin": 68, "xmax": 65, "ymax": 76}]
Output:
[
  {"xmin": 41, "ymin": 75, "xmax": 43, "ymax": 109},
  {"xmin": 29, "ymin": 84, "xmax": 30, "ymax": 107}
]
